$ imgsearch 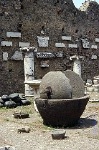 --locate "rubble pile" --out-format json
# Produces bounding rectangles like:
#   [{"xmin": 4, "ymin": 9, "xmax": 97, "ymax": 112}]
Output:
[{"xmin": 0, "ymin": 93, "xmax": 31, "ymax": 108}]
